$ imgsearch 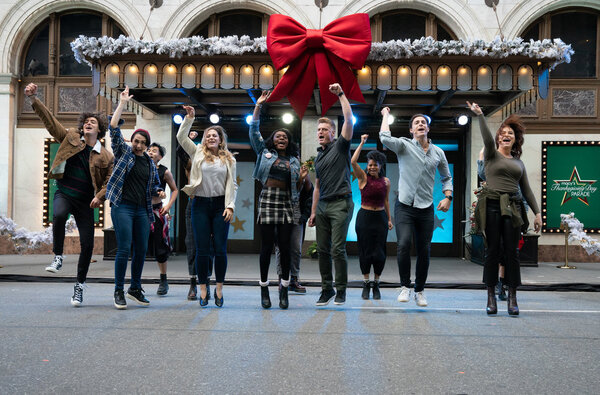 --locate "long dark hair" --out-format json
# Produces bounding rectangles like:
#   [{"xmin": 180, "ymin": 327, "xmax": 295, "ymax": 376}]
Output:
[
  {"xmin": 496, "ymin": 114, "xmax": 525, "ymax": 159},
  {"xmin": 265, "ymin": 128, "xmax": 299, "ymax": 157},
  {"xmin": 366, "ymin": 150, "xmax": 387, "ymax": 178}
]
